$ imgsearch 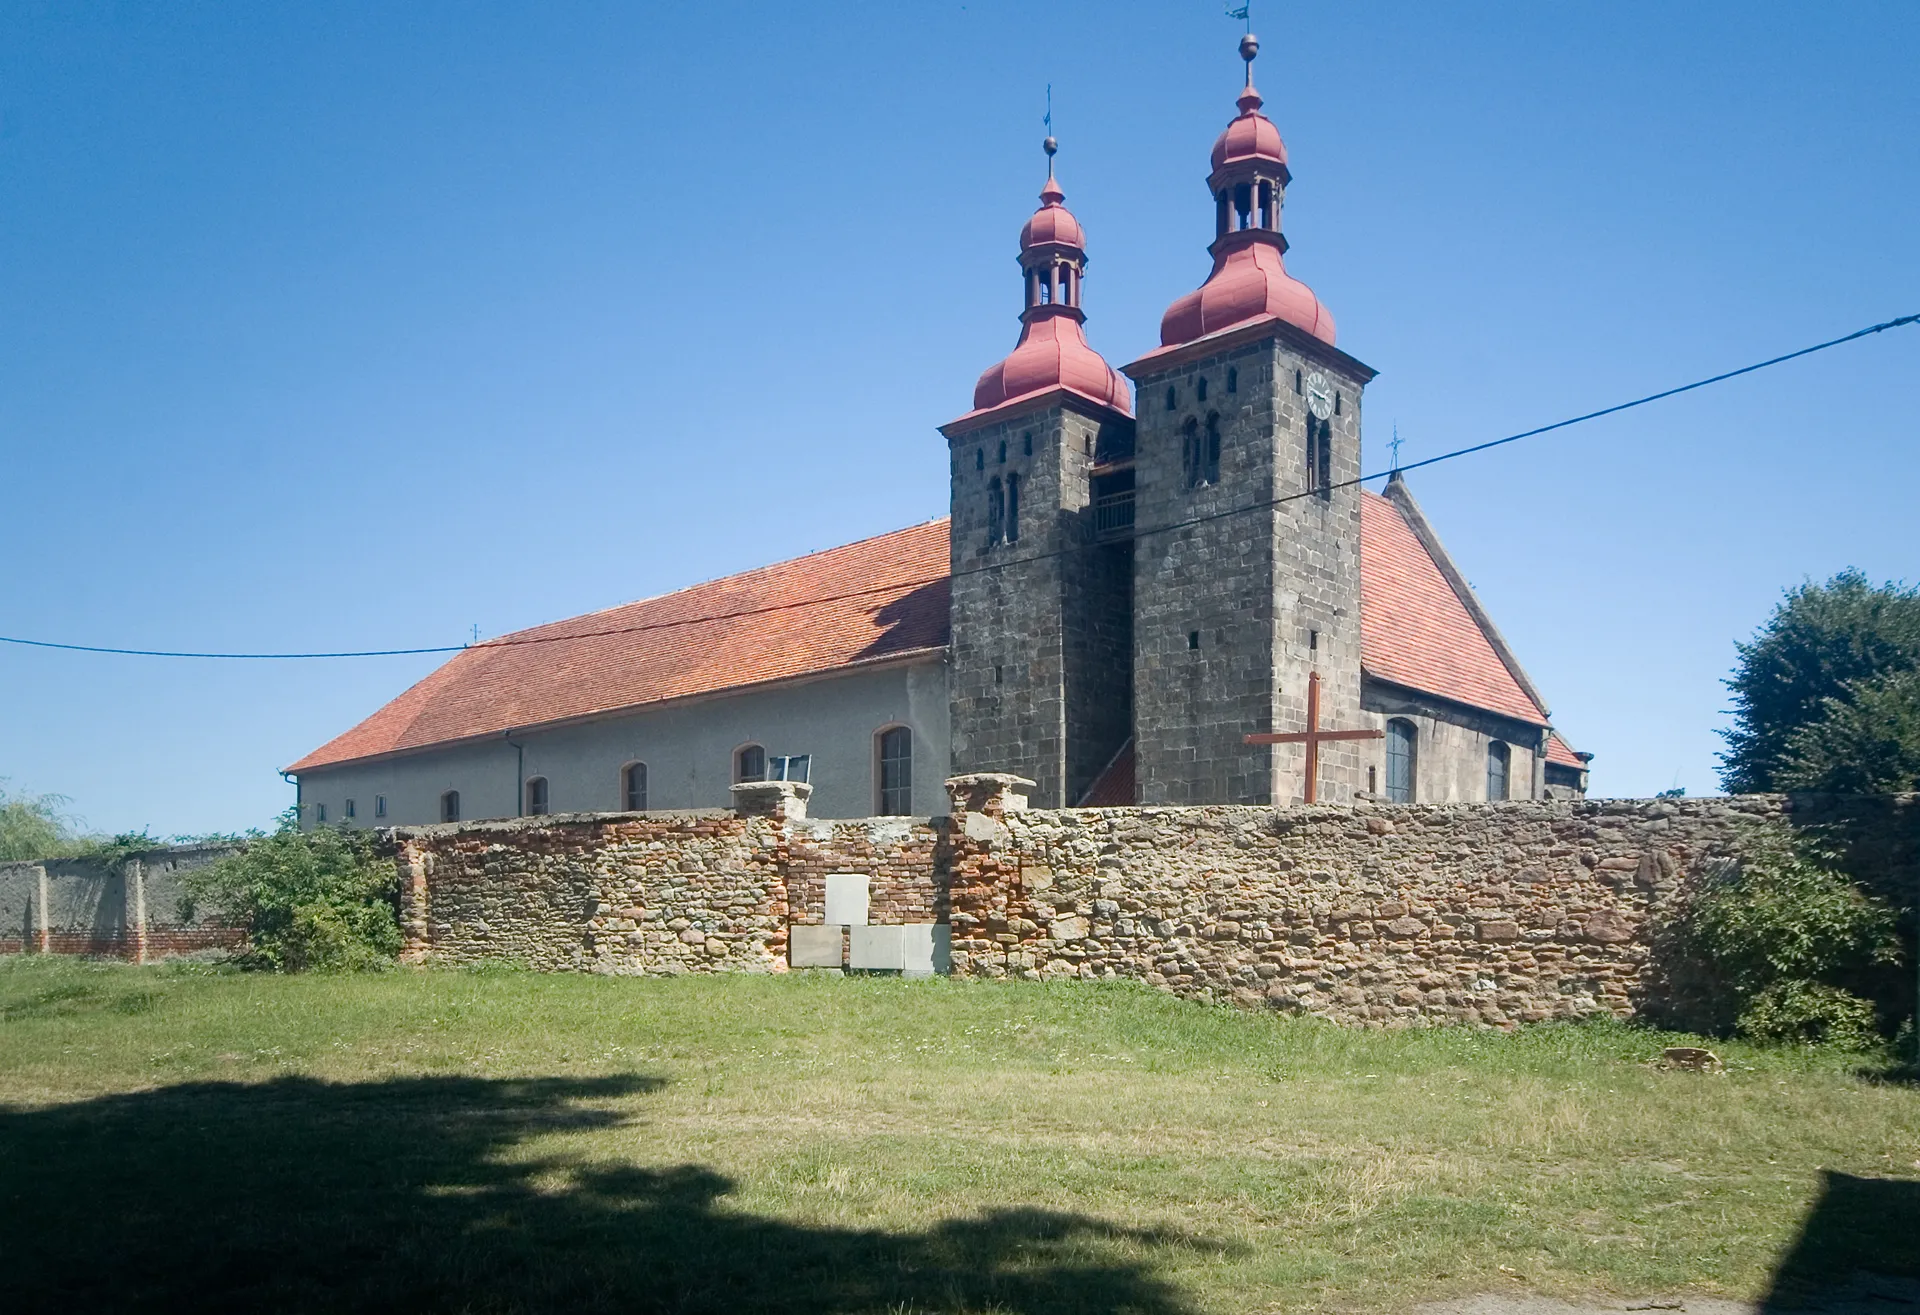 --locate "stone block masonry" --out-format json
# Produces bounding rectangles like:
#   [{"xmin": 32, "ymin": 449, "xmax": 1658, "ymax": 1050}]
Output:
[{"xmin": 387, "ymin": 779, "xmax": 1920, "ymax": 1030}]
